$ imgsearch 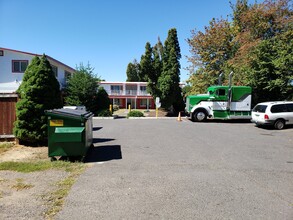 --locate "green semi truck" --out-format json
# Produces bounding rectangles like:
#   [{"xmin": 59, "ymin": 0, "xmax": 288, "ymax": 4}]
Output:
[{"xmin": 186, "ymin": 73, "xmax": 252, "ymax": 122}]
